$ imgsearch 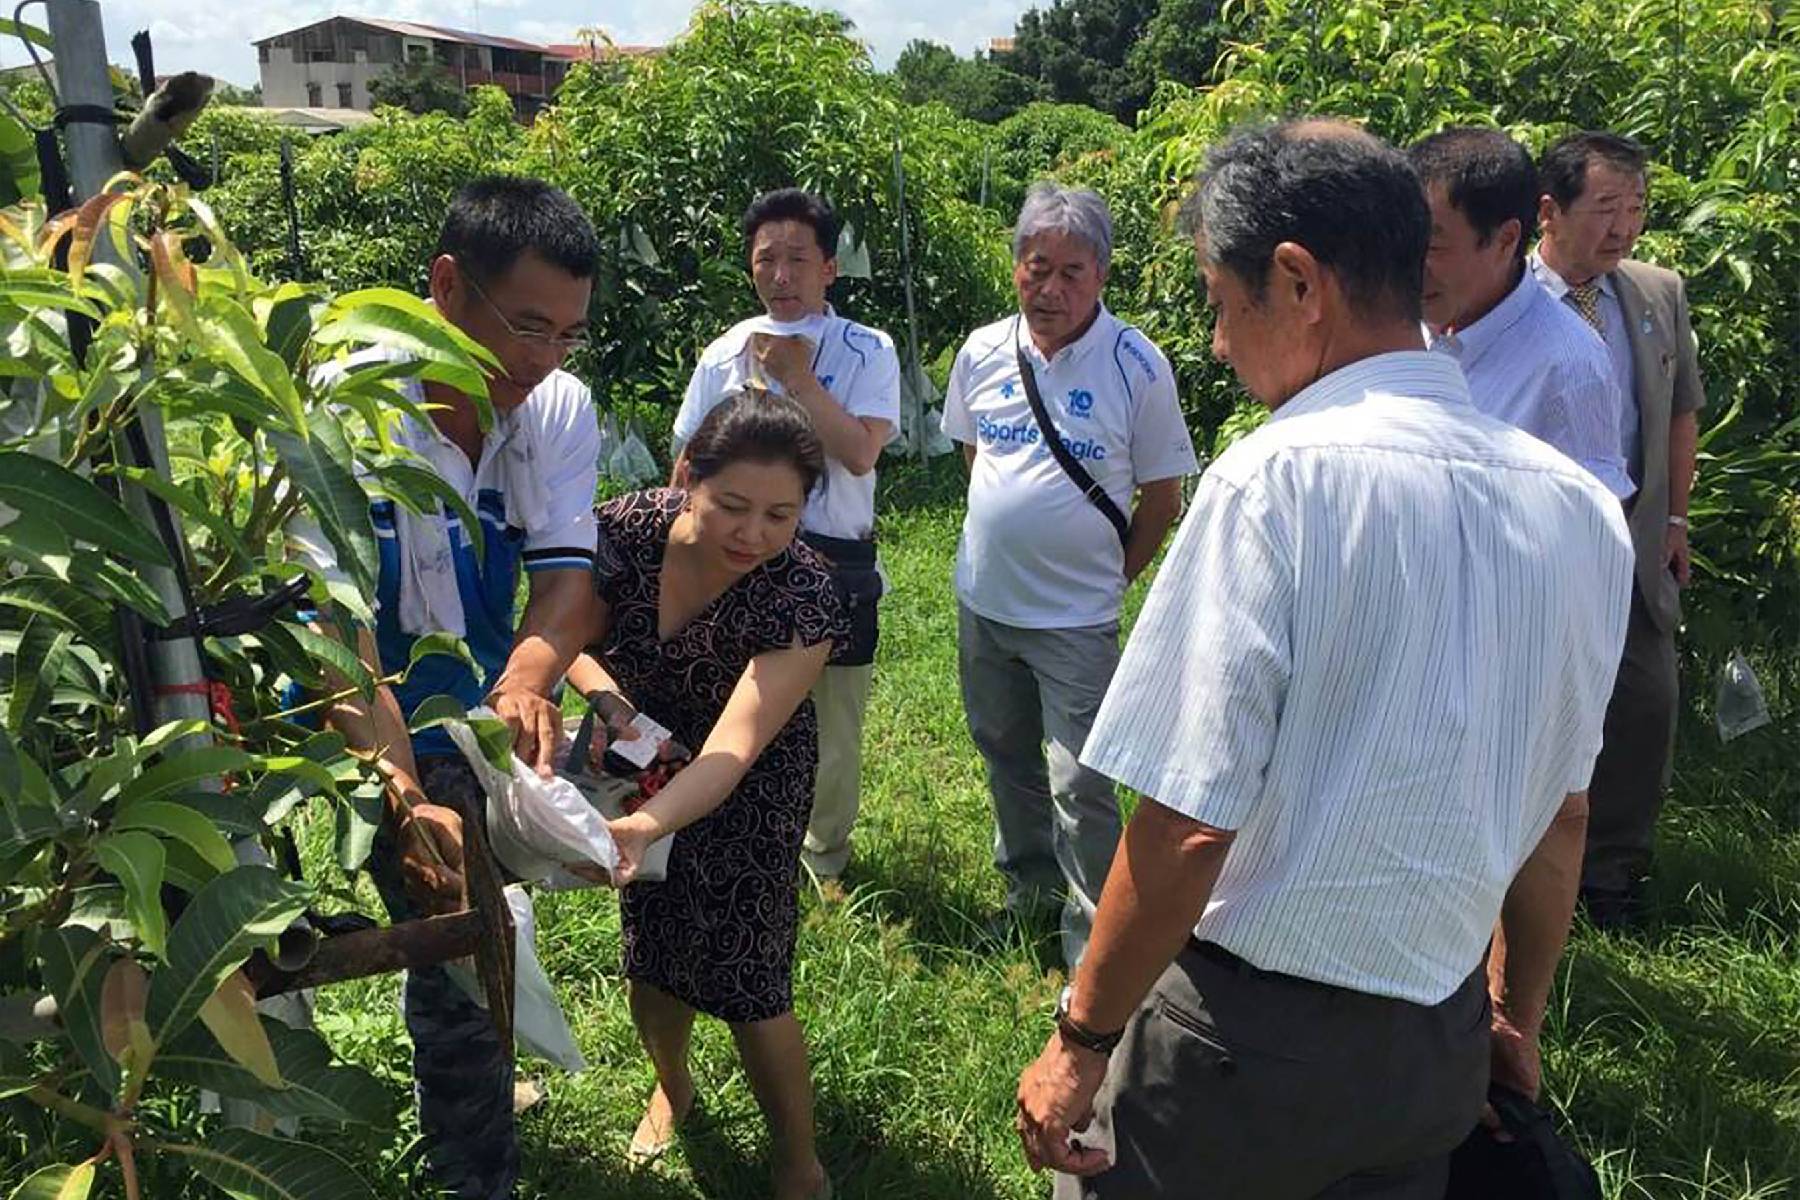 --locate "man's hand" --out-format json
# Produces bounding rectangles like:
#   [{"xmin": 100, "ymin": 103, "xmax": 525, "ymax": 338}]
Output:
[
  {"xmin": 1016, "ymin": 1032, "xmax": 1113, "ymax": 1176},
  {"xmin": 750, "ymin": 333, "xmax": 817, "ymax": 393},
  {"xmin": 1488, "ymin": 1009, "xmax": 1542, "ymax": 1101},
  {"xmin": 489, "ymin": 685, "xmax": 564, "ymax": 778},
  {"xmin": 394, "ymin": 801, "xmax": 466, "ymax": 915},
  {"xmin": 1665, "ymin": 523, "xmax": 1692, "ymax": 587}
]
